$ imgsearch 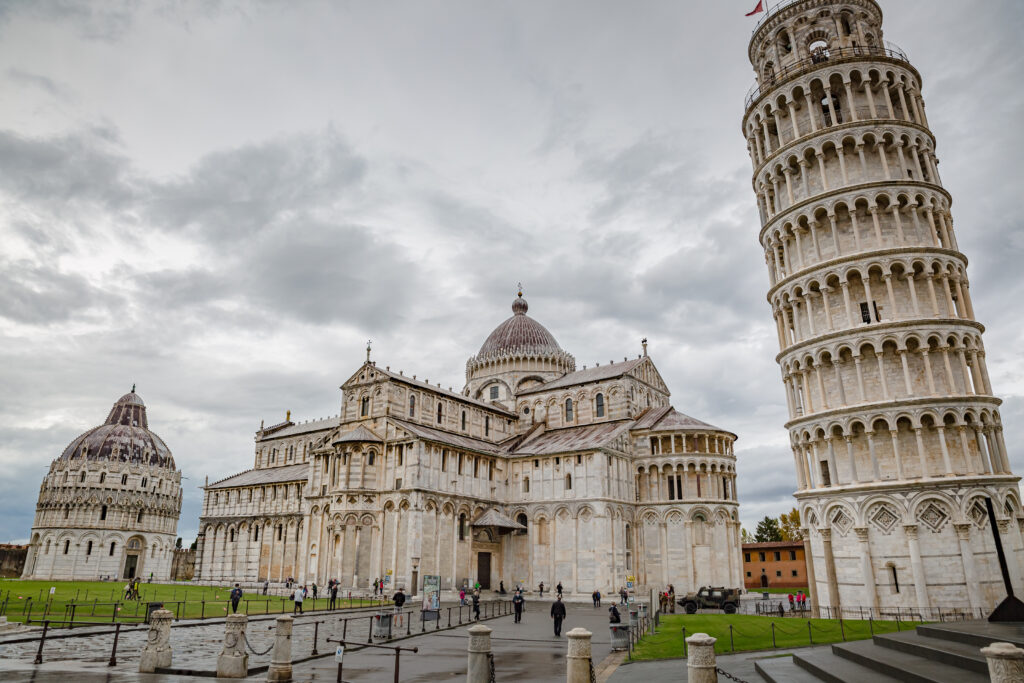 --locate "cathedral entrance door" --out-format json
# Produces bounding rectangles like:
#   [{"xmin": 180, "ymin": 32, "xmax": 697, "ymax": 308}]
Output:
[
  {"xmin": 477, "ymin": 552, "xmax": 491, "ymax": 589},
  {"xmin": 124, "ymin": 554, "xmax": 139, "ymax": 579}
]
